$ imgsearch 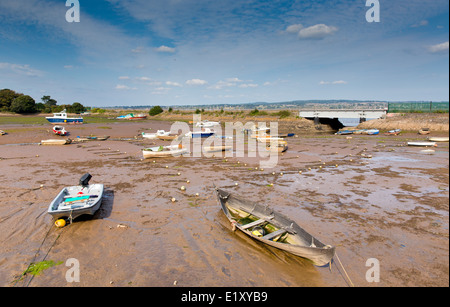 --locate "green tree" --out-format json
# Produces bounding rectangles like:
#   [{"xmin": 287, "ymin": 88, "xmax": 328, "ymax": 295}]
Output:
[
  {"xmin": 149, "ymin": 105, "xmax": 164, "ymax": 116},
  {"xmin": 10, "ymin": 95, "xmax": 37, "ymax": 114},
  {"xmin": 70, "ymin": 102, "xmax": 85, "ymax": 113},
  {"xmin": 0, "ymin": 89, "xmax": 23, "ymax": 111}
]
